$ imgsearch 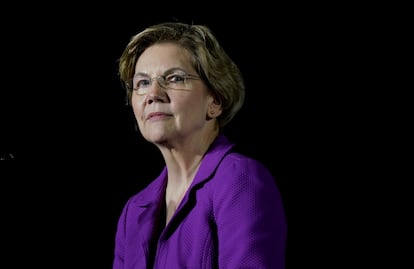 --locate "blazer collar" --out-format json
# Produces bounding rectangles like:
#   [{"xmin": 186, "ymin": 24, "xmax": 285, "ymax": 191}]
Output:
[{"xmin": 131, "ymin": 134, "xmax": 235, "ymax": 207}]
